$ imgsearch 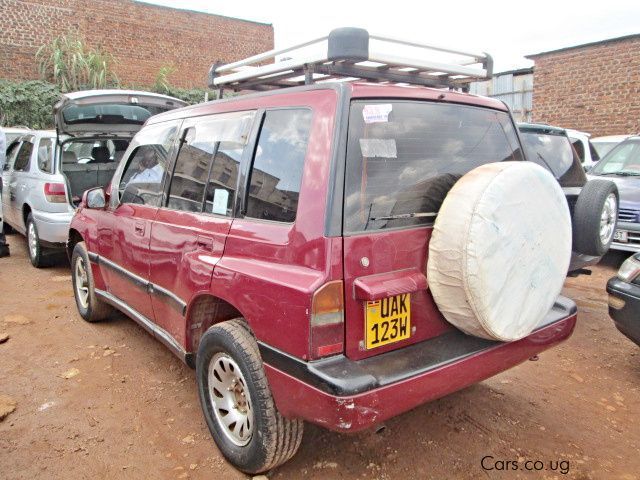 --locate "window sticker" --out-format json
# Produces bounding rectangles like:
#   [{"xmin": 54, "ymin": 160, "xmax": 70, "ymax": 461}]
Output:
[
  {"xmin": 211, "ymin": 189, "xmax": 229, "ymax": 215},
  {"xmin": 359, "ymin": 138, "xmax": 397, "ymax": 158},
  {"xmin": 362, "ymin": 104, "xmax": 392, "ymax": 124}
]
